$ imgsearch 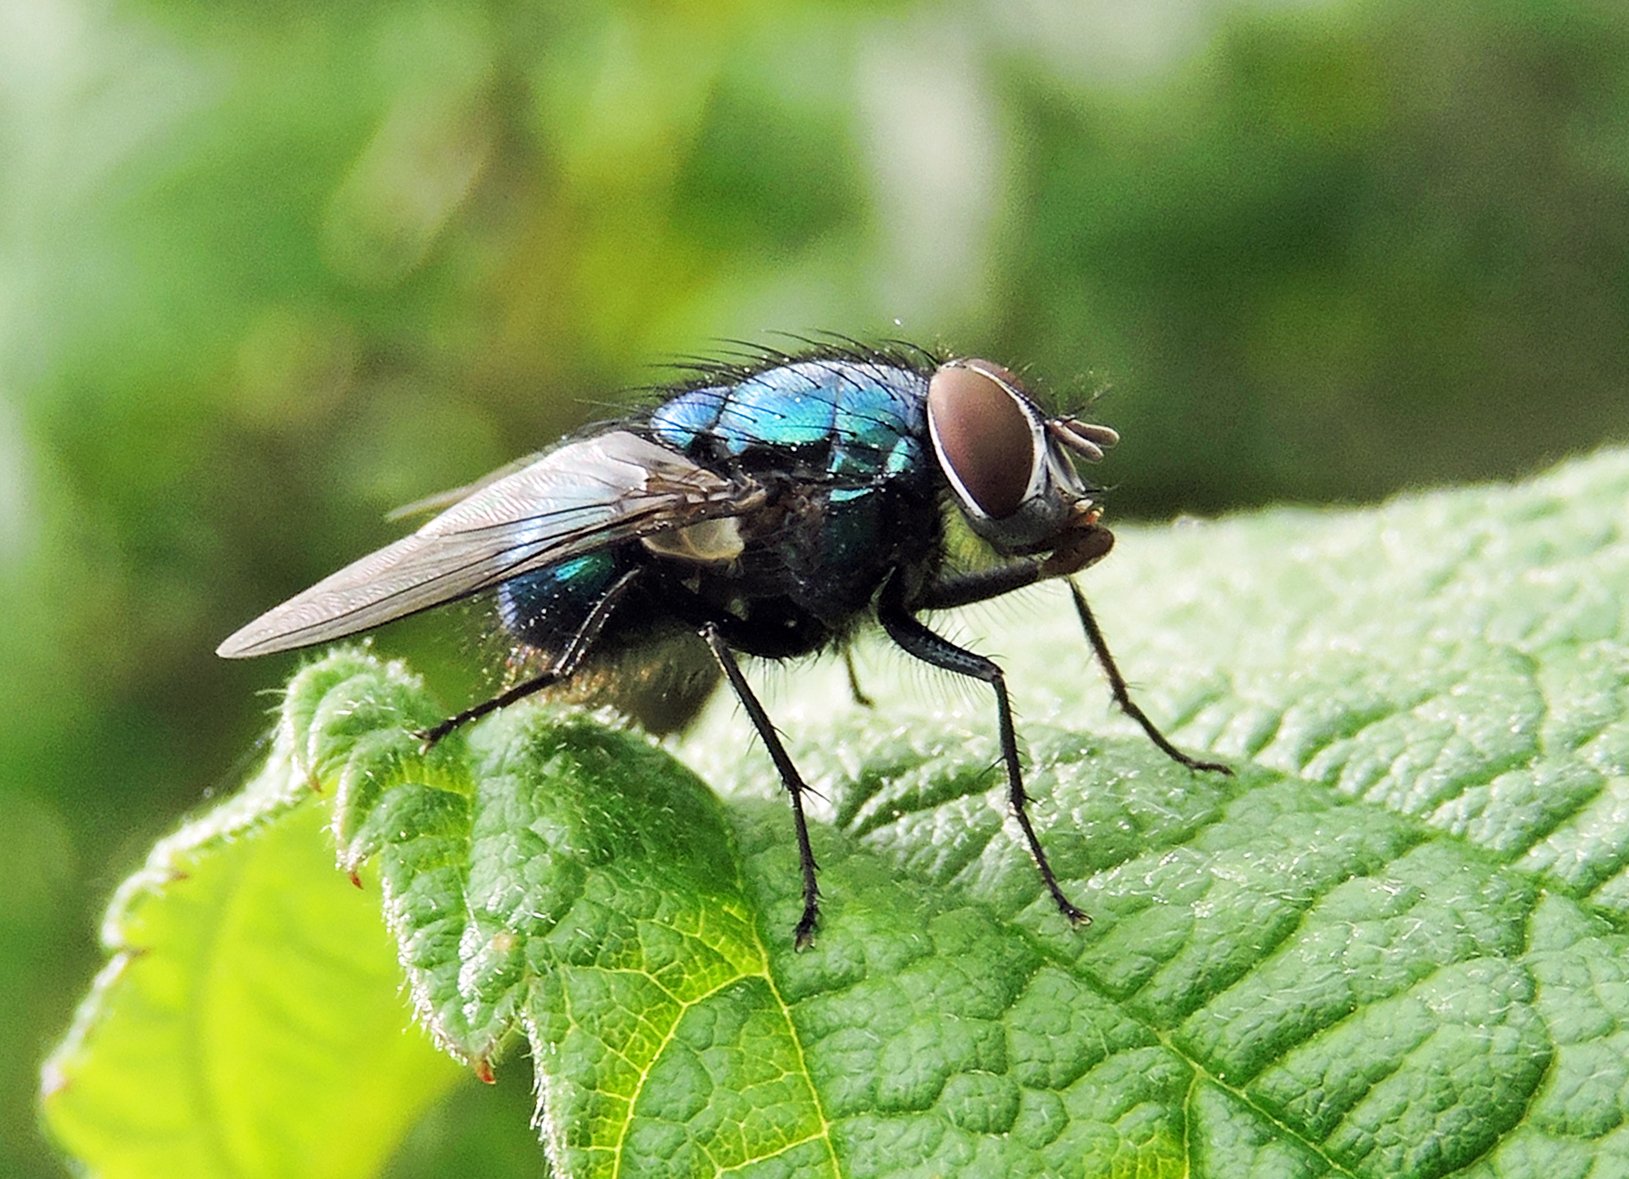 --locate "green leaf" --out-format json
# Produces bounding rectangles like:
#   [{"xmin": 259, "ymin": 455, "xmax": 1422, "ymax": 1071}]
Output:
[
  {"xmin": 46, "ymin": 448, "xmax": 1629, "ymax": 1177},
  {"xmin": 39, "ymin": 716, "xmax": 465, "ymax": 1179}
]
